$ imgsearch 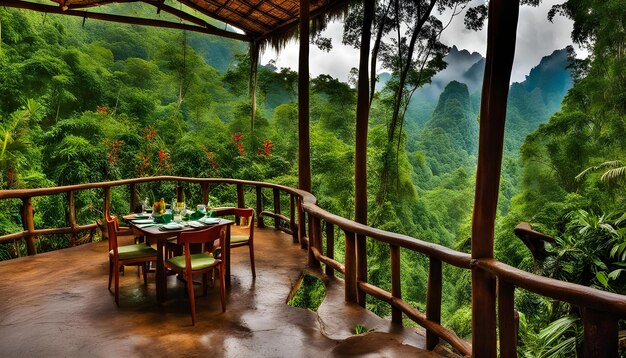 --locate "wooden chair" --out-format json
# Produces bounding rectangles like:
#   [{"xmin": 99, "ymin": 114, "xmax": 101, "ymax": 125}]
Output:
[
  {"xmin": 164, "ymin": 226, "xmax": 226, "ymax": 325},
  {"xmin": 106, "ymin": 217, "xmax": 158, "ymax": 305},
  {"xmin": 231, "ymin": 208, "xmax": 255, "ymax": 277}
]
